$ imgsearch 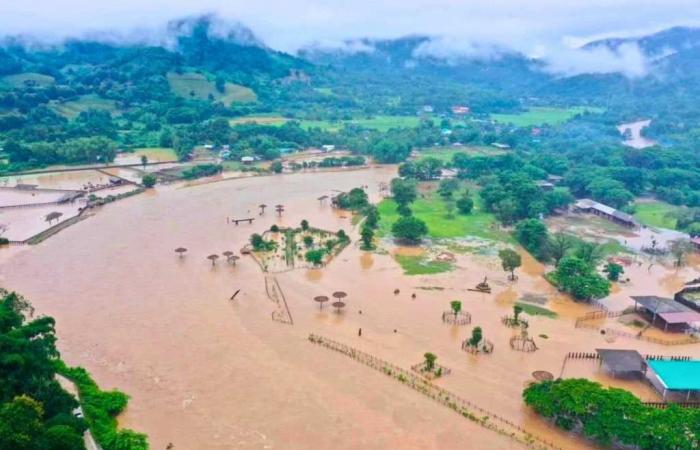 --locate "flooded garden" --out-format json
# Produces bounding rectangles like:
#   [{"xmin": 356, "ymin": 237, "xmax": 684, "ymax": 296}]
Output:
[{"xmin": 0, "ymin": 166, "xmax": 698, "ymax": 450}]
